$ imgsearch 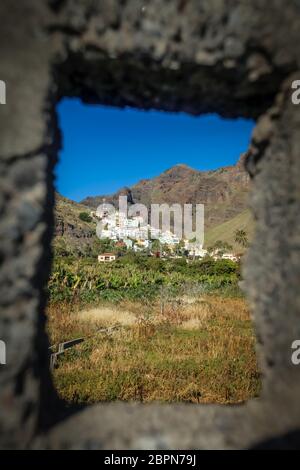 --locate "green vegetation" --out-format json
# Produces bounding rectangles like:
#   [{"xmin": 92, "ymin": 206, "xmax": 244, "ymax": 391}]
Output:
[
  {"xmin": 79, "ymin": 211, "xmax": 93, "ymax": 223},
  {"xmin": 207, "ymin": 240, "xmax": 233, "ymax": 255},
  {"xmin": 234, "ymin": 229, "xmax": 249, "ymax": 248},
  {"xmin": 48, "ymin": 238, "xmax": 258, "ymax": 406},
  {"xmin": 48, "ymin": 255, "xmax": 240, "ymax": 304}
]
